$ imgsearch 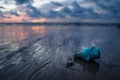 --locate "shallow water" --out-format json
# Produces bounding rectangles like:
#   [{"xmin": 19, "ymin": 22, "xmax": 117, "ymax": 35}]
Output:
[{"xmin": 0, "ymin": 25, "xmax": 120, "ymax": 80}]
